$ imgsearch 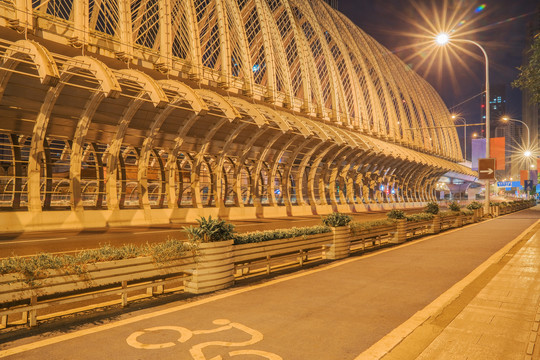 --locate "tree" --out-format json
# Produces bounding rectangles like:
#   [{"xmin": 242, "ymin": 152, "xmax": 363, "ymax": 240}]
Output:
[{"xmin": 512, "ymin": 34, "xmax": 540, "ymax": 104}]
